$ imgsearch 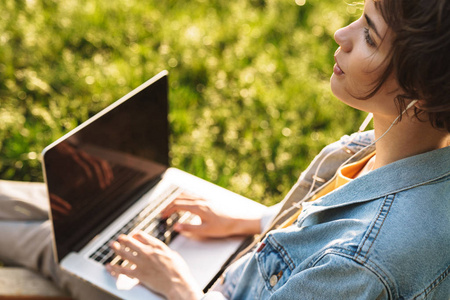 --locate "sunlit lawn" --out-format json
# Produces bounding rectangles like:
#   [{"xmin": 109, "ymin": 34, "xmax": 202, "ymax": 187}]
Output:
[{"xmin": 0, "ymin": 0, "xmax": 363, "ymax": 205}]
